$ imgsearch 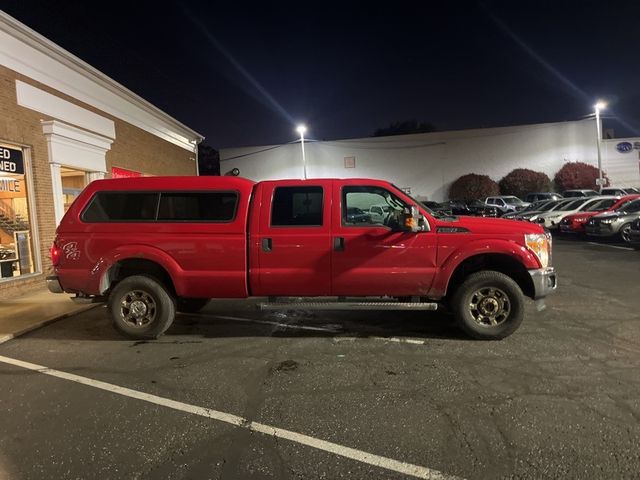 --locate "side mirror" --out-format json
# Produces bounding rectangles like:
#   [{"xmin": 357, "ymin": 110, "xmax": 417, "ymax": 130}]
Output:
[{"xmin": 402, "ymin": 205, "xmax": 424, "ymax": 232}]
